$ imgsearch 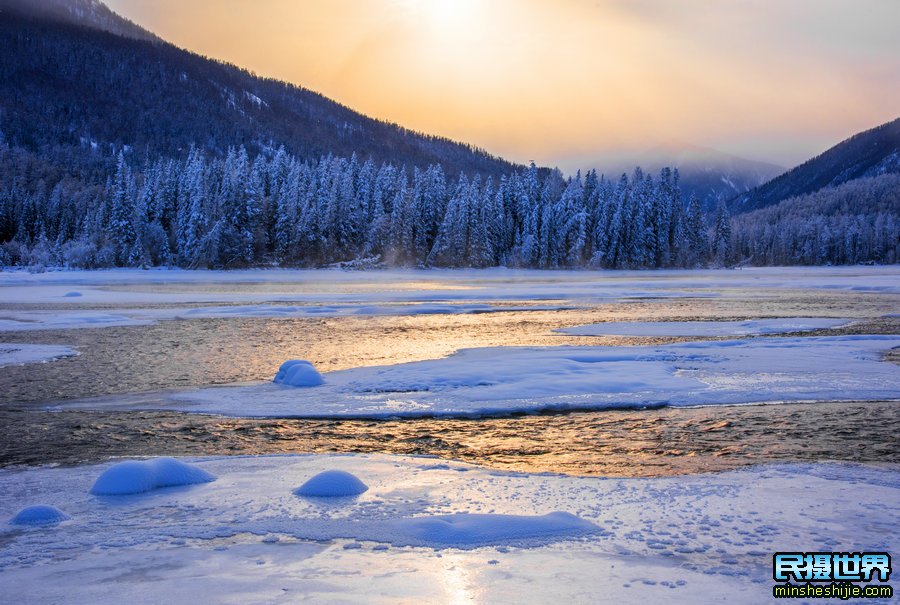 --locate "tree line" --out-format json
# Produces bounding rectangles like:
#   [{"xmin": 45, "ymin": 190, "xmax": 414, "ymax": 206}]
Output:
[
  {"xmin": 0, "ymin": 144, "xmax": 895, "ymax": 270},
  {"xmin": 729, "ymin": 173, "xmax": 899, "ymax": 265},
  {"xmin": 0, "ymin": 144, "xmax": 735, "ymax": 269}
]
